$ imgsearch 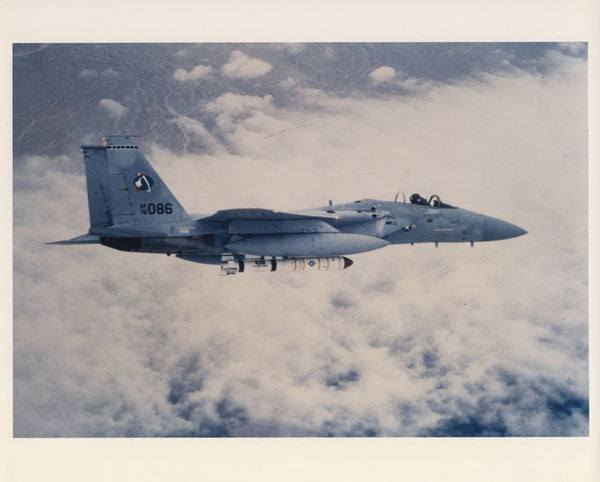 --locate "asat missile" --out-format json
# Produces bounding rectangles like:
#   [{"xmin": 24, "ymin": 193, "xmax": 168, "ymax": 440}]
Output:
[{"xmin": 220, "ymin": 256, "xmax": 353, "ymax": 275}]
